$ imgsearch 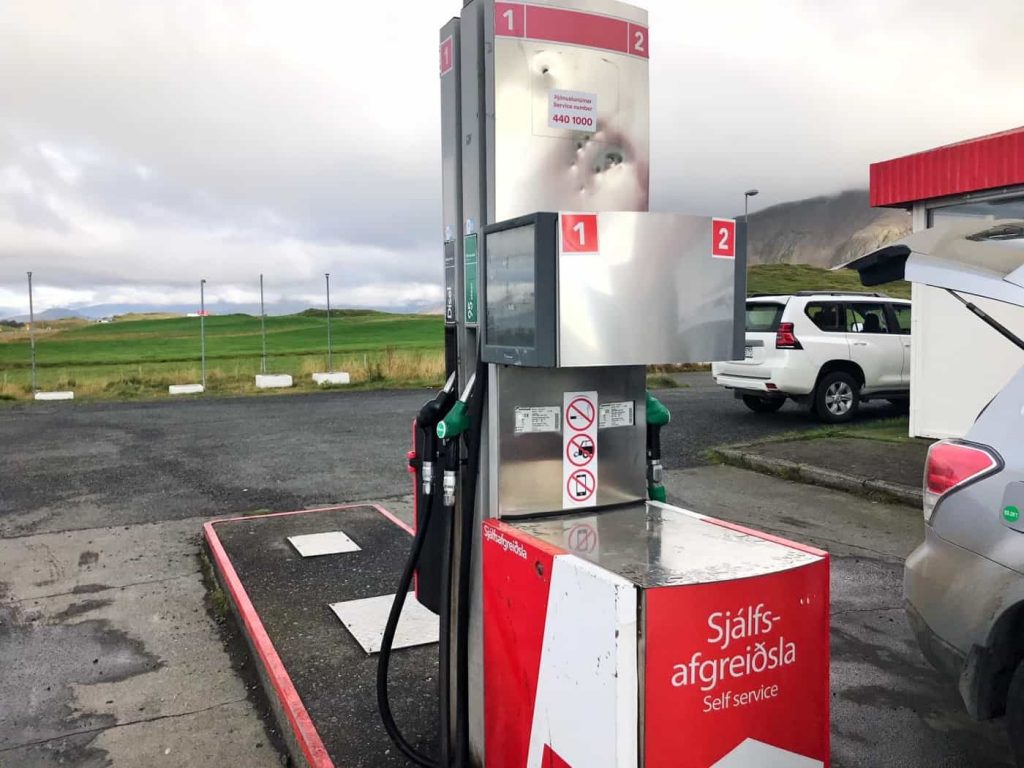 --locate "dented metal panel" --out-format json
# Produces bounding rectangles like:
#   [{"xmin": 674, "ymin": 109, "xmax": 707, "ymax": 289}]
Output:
[{"xmin": 490, "ymin": 0, "xmax": 650, "ymax": 222}]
